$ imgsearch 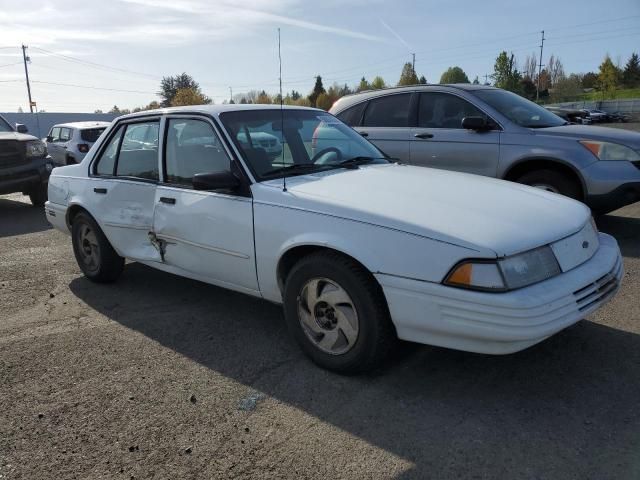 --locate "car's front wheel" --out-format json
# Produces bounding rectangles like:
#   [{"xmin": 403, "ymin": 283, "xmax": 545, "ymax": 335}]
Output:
[
  {"xmin": 283, "ymin": 251, "xmax": 396, "ymax": 374},
  {"xmin": 71, "ymin": 212, "xmax": 124, "ymax": 283},
  {"xmin": 517, "ymin": 169, "xmax": 581, "ymax": 200},
  {"xmin": 28, "ymin": 183, "xmax": 48, "ymax": 207}
]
